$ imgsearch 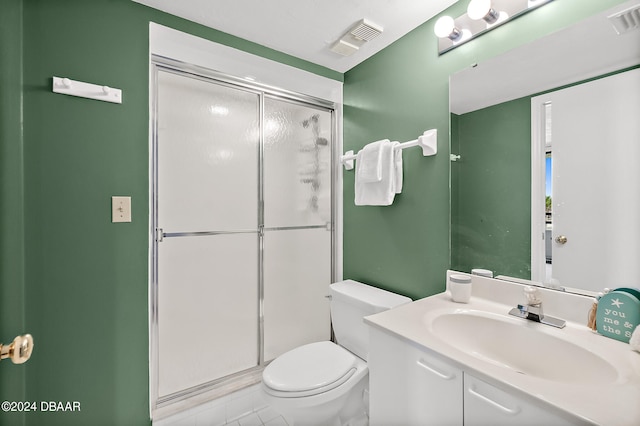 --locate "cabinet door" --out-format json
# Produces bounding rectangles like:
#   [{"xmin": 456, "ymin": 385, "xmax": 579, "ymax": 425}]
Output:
[
  {"xmin": 464, "ymin": 373, "xmax": 574, "ymax": 425},
  {"xmin": 369, "ymin": 328, "xmax": 463, "ymax": 426}
]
